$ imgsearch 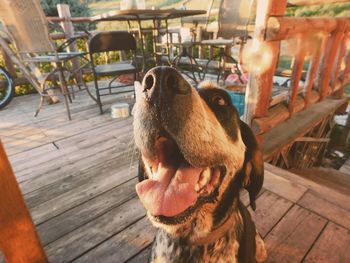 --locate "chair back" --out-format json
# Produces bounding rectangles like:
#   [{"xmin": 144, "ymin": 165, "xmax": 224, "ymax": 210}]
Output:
[
  {"xmin": 218, "ymin": 0, "xmax": 255, "ymax": 39},
  {"xmin": 180, "ymin": 0, "xmax": 215, "ymax": 32},
  {"xmin": 0, "ymin": 0, "xmax": 54, "ymax": 53},
  {"xmin": 89, "ymin": 31, "xmax": 137, "ymax": 54},
  {"xmin": 0, "ymin": 140, "xmax": 48, "ymax": 263}
]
